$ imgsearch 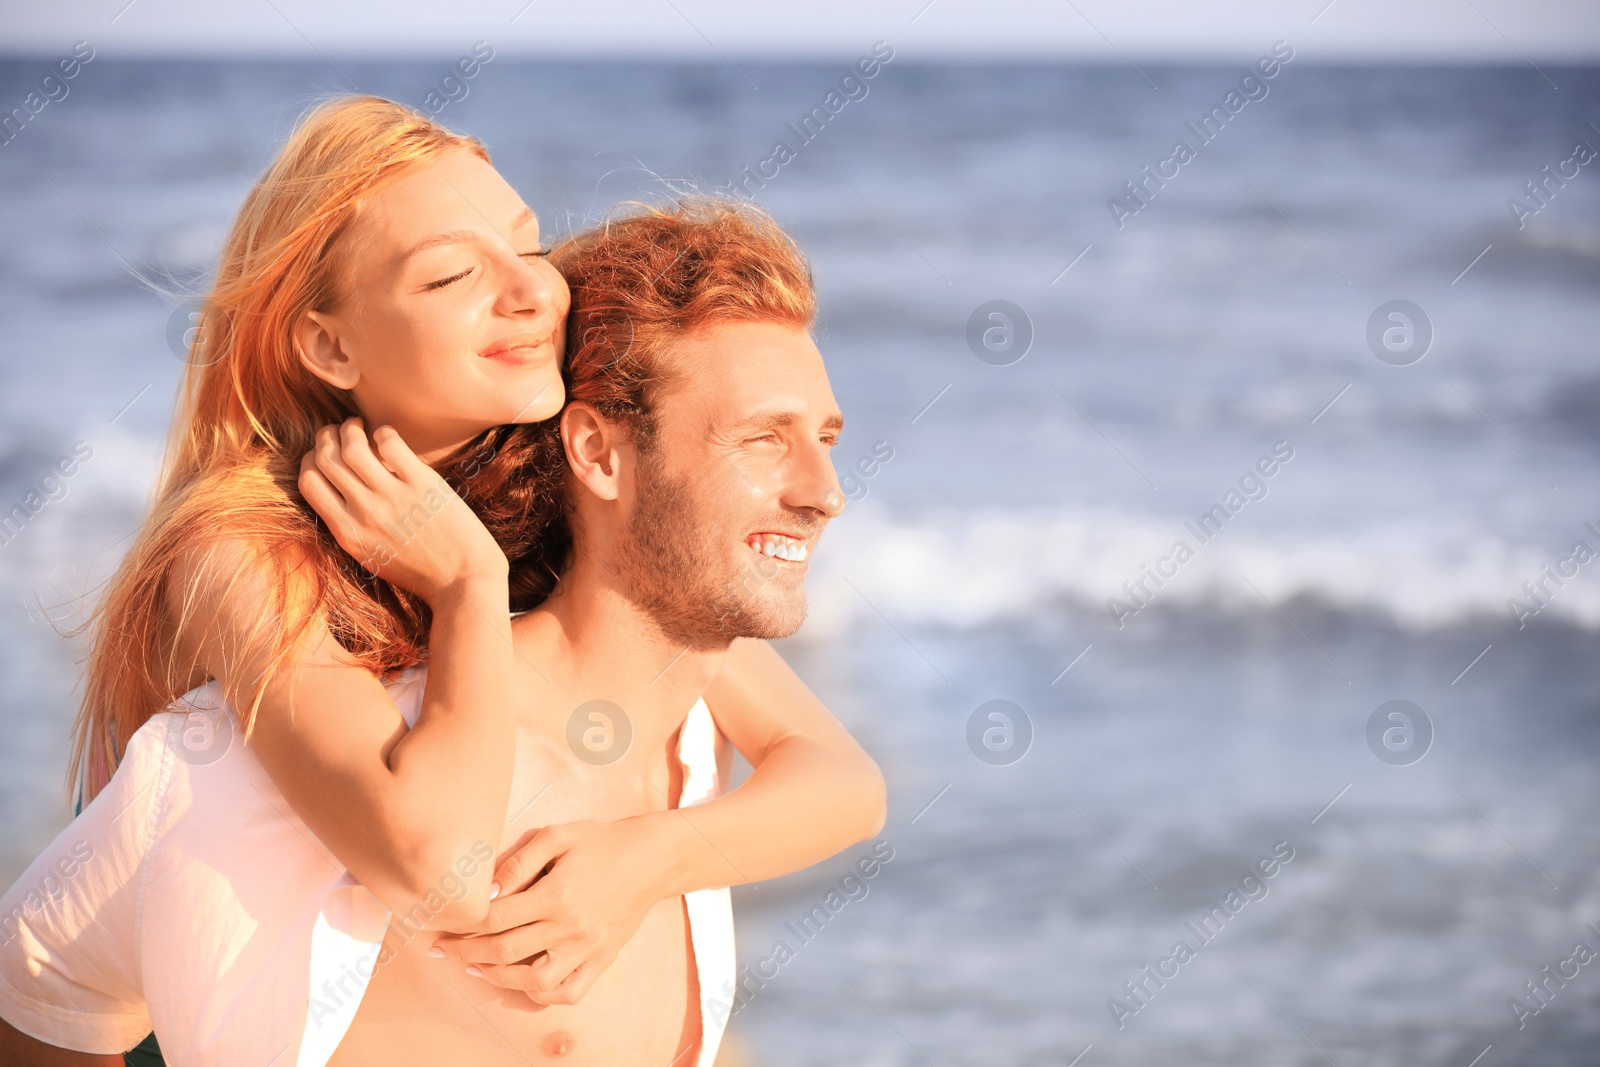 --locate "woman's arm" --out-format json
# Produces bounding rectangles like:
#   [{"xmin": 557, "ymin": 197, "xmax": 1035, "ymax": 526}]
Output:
[
  {"xmin": 174, "ymin": 421, "xmax": 515, "ymax": 929},
  {"xmin": 489, "ymin": 637, "xmax": 886, "ymax": 895},
  {"xmin": 434, "ymin": 636, "xmax": 886, "ymax": 1002}
]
